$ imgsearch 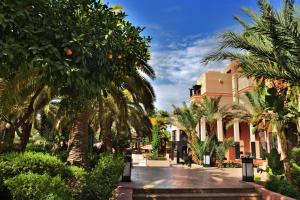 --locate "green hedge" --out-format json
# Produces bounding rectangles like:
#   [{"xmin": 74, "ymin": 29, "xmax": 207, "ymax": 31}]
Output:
[
  {"xmin": 265, "ymin": 175, "xmax": 300, "ymax": 199},
  {"xmin": 0, "ymin": 152, "xmax": 87, "ymax": 199},
  {"xmin": 291, "ymin": 161, "xmax": 300, "ymax": 187},
  {"xmin": 0, "ymin": 152, "xmax": 124, "ymax": 200},
  {"xmin": 4, "ymin": 173, "xmax": 71, "ymax": 200},
  {"xmin": 81, "ymin": 154, "xmax": 125, "ymax": 200}
]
